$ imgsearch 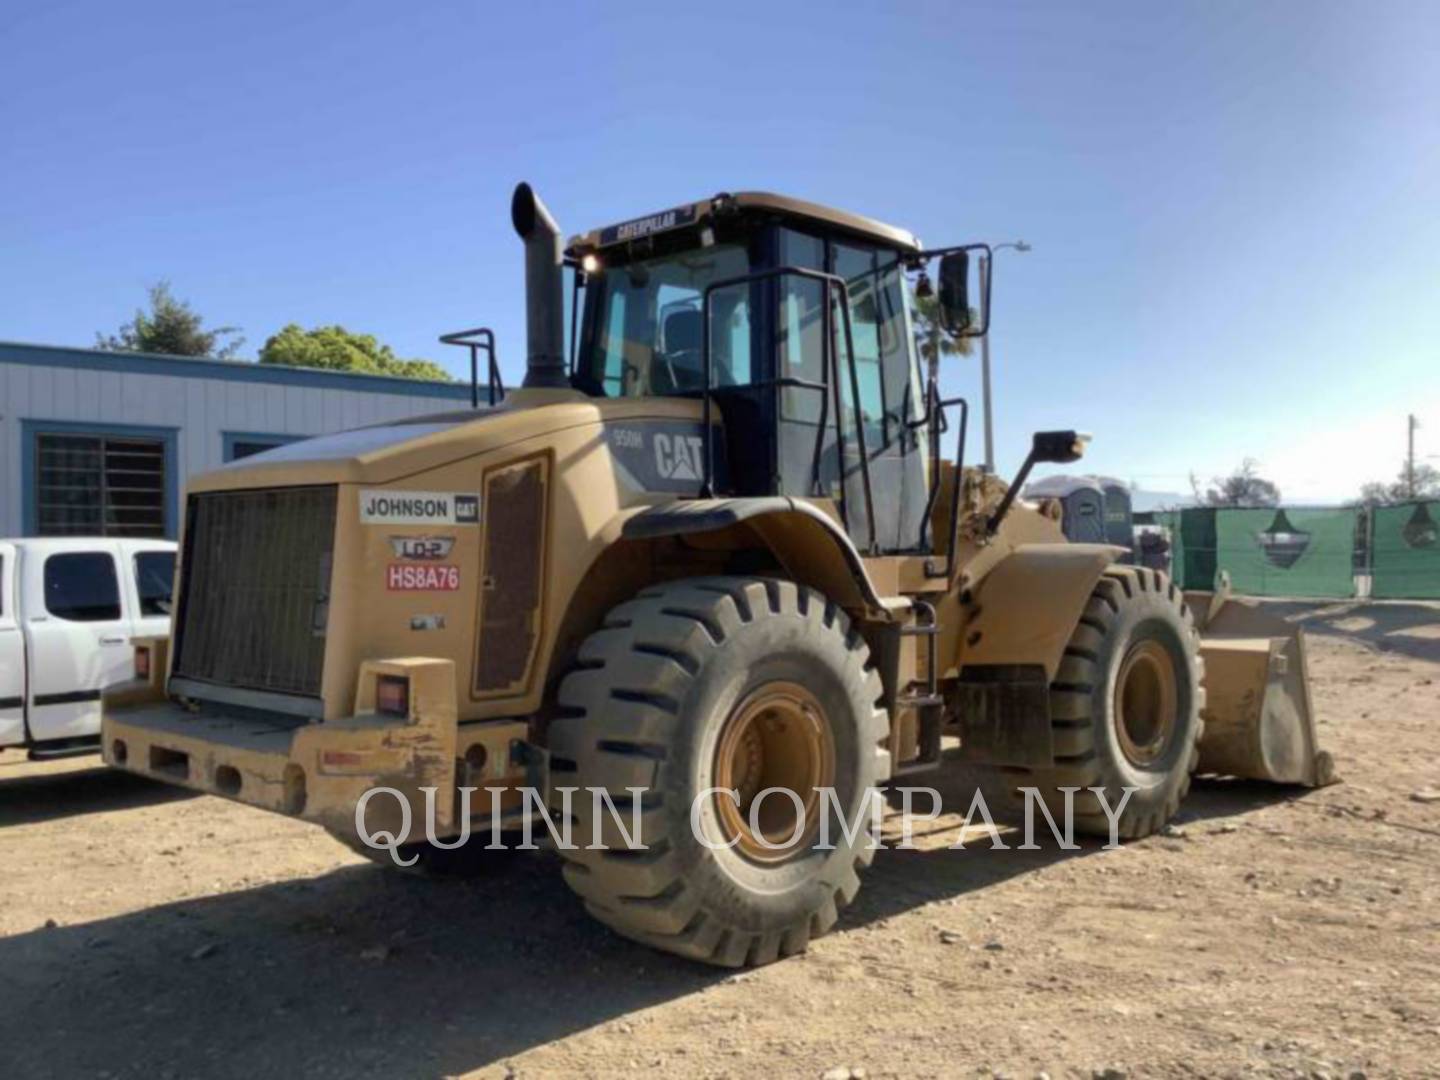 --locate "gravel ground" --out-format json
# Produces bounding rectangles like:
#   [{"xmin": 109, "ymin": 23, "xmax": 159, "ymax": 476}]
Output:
[{"xmin": 1, "ymin": 602, "xmax": 1437, "ymax": 1079}]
